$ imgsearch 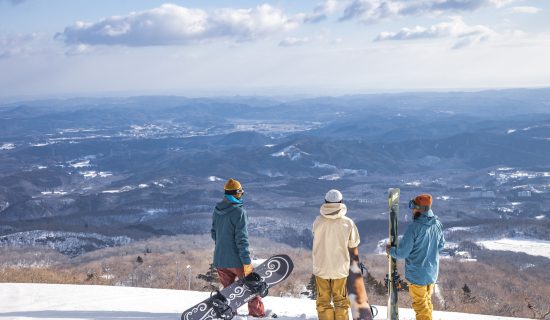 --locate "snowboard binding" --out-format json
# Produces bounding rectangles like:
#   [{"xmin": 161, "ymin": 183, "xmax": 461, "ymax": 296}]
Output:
[
  {"xmin": 210, "ymin": 290, "xmax": 234, "ymax": 320},
  {"xmin": 243, "ymin": 272, "xmax": 269, "ymax": 297},
  {"xmin": 384, "ymin": 272, "xmax": 409, "ymax": 292}
]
